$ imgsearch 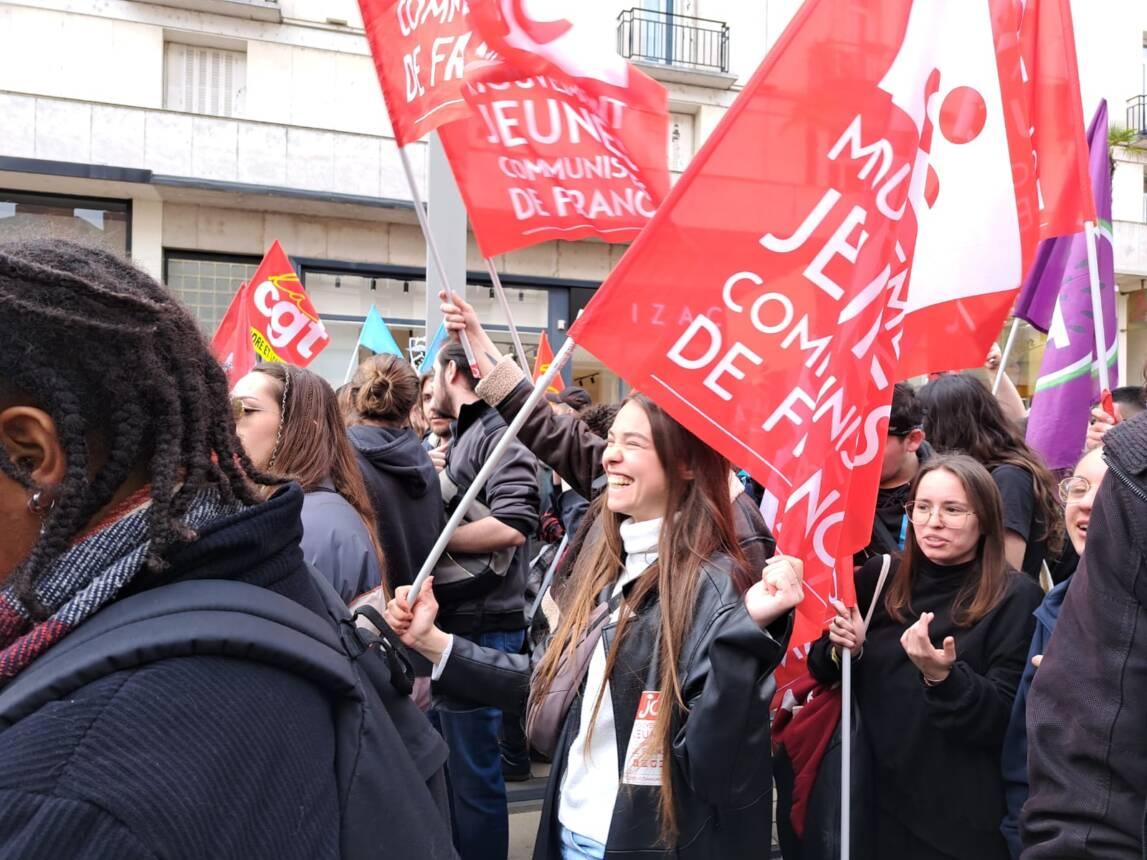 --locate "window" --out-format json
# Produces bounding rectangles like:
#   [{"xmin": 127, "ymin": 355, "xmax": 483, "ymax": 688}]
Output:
[
  {"xmin": 0, "ymin": 191, "xmax": 128, "ymax": 254},
  {"xmin": 165, "ymin": 253, "xmax": 259, "ymax": 334},
  {"xmin": 164, "ymin": 43, "xmax": 246, "ymax": 117},
  {"xmin": 669, "ymin": 112, "xmax": 695, "ymax": 173}
]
